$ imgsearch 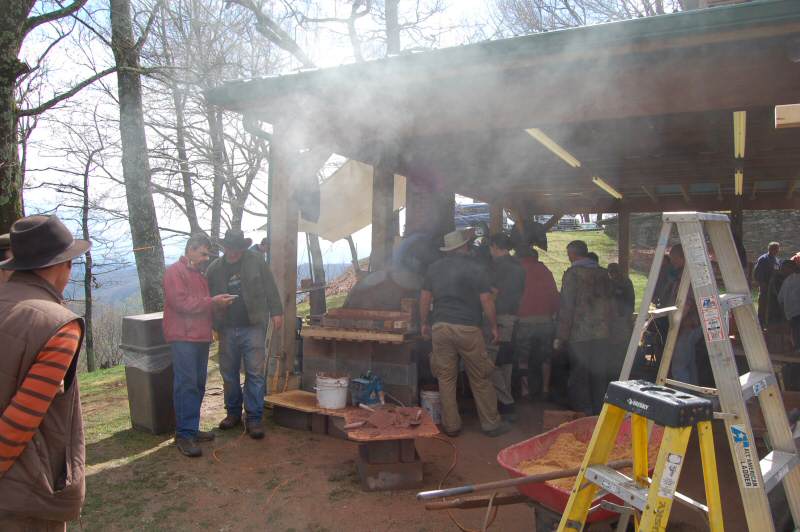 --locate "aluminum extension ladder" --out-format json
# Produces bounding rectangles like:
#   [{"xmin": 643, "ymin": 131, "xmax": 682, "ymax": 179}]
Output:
[{"xmin": 610, "ymin": 211, "xmax": 800, "ymax": 531}]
